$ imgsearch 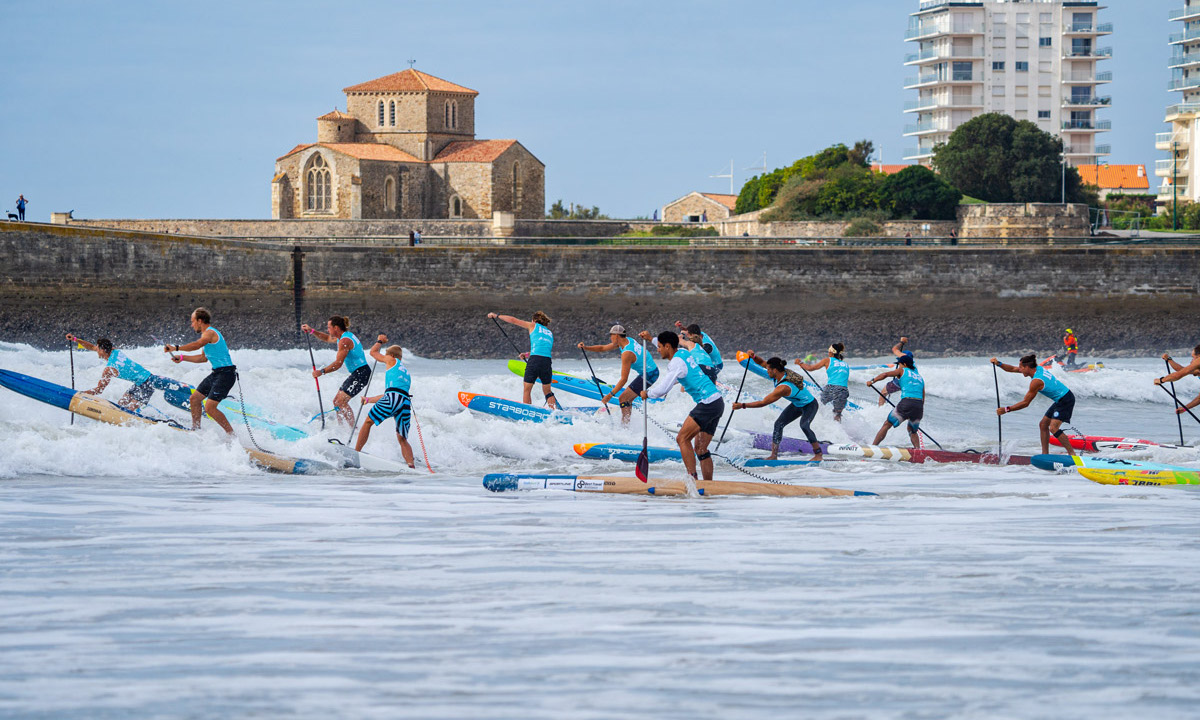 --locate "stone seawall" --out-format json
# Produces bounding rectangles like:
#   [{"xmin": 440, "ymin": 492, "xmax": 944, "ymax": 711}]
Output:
[
  {"xmin": 2, "ymin": 222, "xmax": 1197, "ymax": 357},
  {"xmin": 64, "ymin": 217, "xmax": 655, "ymax": 239}
]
